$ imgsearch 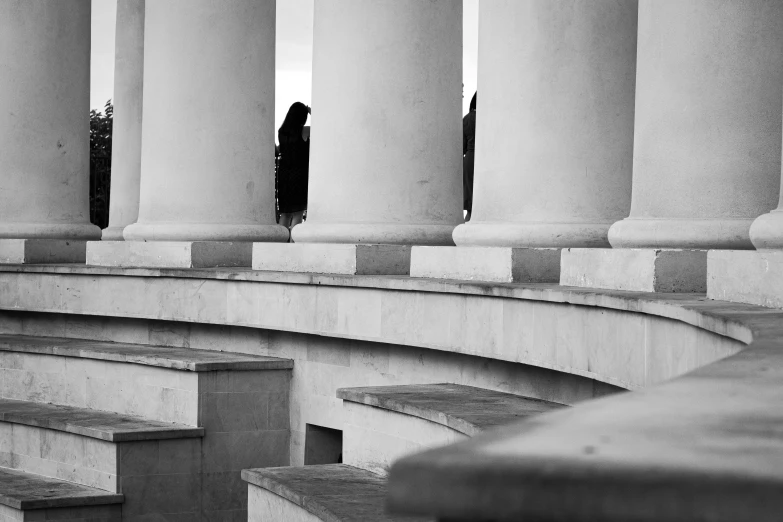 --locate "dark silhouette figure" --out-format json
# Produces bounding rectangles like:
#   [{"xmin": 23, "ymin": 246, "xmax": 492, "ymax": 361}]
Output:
[
  {"xmin": 463, "ymin": 92, "xmax": 477, "ymax": 221},
  {"xmin": 277, "ymin": 102, "xmax": 311, "ymax": 230}
]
